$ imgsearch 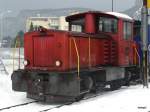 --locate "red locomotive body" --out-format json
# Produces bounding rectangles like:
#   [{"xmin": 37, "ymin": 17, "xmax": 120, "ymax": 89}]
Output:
[
  {"xmin": 24, "ymin": 31, "xmax": 118, "ymax": 71},
  {"xmin": 25, "ymin": 12, "xmax": 134, "ymax": 71},
  {"xmin": 12, "ymin": 11, "xmax": 140, "ymax": 103}
]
